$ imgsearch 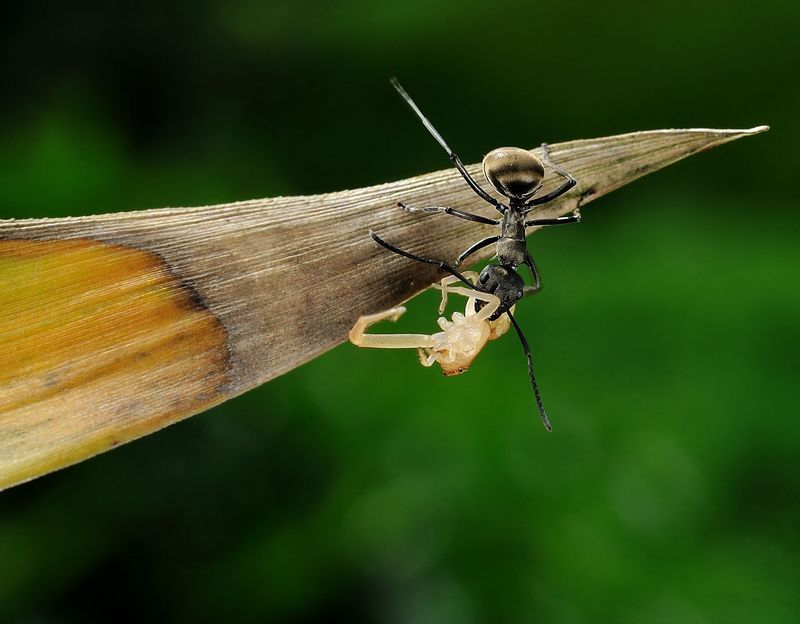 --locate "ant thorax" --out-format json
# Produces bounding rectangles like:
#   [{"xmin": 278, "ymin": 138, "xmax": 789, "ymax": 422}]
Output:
[{"xmin": 497, "ymin": 210, "xmax": 528, "ymax": 268}]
